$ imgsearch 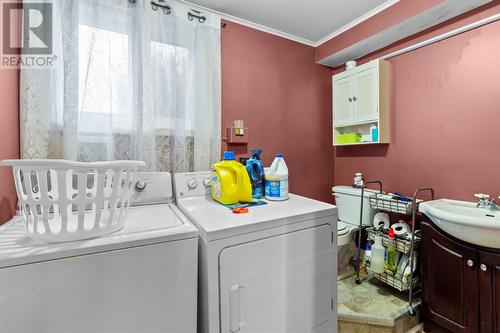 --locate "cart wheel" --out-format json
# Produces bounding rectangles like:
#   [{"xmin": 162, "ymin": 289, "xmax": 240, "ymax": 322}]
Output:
[
  {"xmin": 408, "ymin": 305, "xmax": 416, "ymax": 316},
  {"xmin": 355, "ymin": 276, "xmax": 361, "ymax": 284}
]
